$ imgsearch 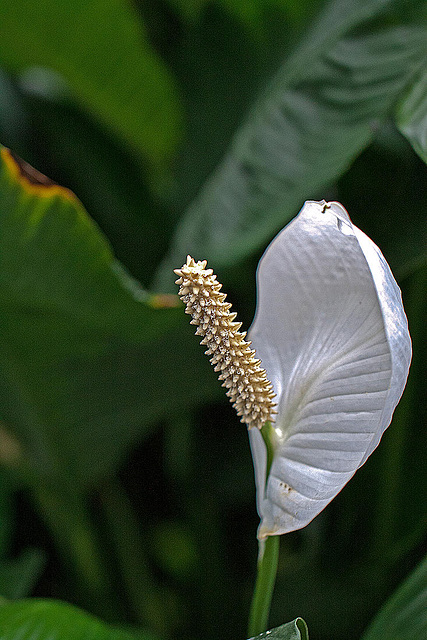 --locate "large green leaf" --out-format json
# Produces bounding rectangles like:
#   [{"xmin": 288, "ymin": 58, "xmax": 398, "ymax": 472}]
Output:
[
  {"xmin": 0, "ymin": 0, "xmax": 182, "ymax": 171},
  {"xmin": 0, "ymin": 147, "xmax": 178, "ymax": 340},
  {"xmin": 0, "ymin": 146, "xmax": 217, "ymax": 485},
  {"xmin": 361, "ymin": 554, "xmax": 427, "ymax": 640},
  {"xmin": 155, "ymin": 0, "xmax": 427, "ymax": 290},
  {"xmin": 250, "ymin": 619, "xmax": 309, "ymax": 640},
  {"xmin": 0, "ymin": 598, "xmax": 156, "ymax": 640},
  {"xmin": 396, "ymin": 66, "xmax": 427, "ymax": 164}
]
